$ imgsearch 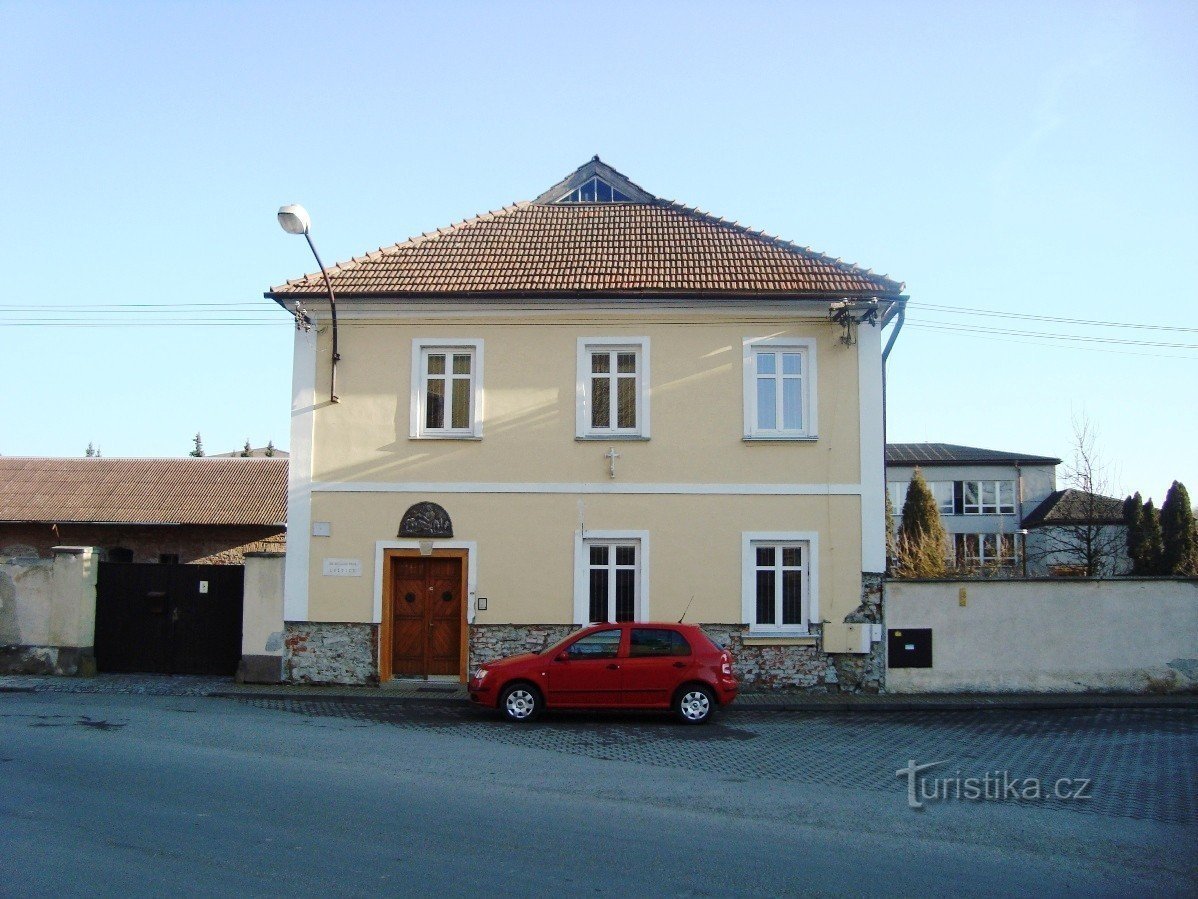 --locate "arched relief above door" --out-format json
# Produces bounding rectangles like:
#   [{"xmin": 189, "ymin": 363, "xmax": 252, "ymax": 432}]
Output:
[{"xmin": 397, "ymin": 502, "xmax": 454, "ymax": 539}]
